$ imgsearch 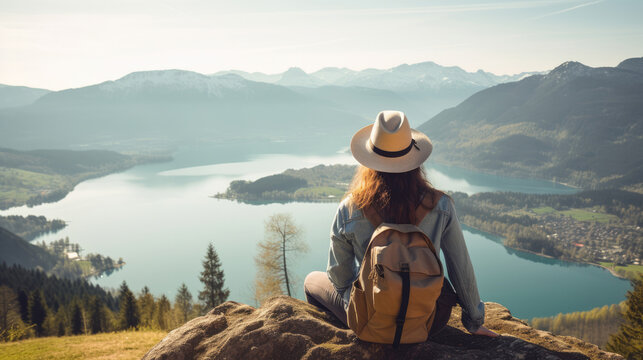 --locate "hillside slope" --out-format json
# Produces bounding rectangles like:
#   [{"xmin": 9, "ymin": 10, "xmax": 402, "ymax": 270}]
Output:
[
  {"xmin": 0, "ymin": 147, "xmax": 166, "ymax": 209},
  {"xmin": 0, "ymin": 84, "xmax": 50, "ymax": 108},
  {"xmin": 0, "ymin": 71, "xmax": 364, "ymax": 150},
  {"xmin": 419, "ymin": 57, "xmax": 643, "ymax": 190},
  {"xmin": 0, "ymin": 227, "xmax": 58, "ymax": 270}
]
